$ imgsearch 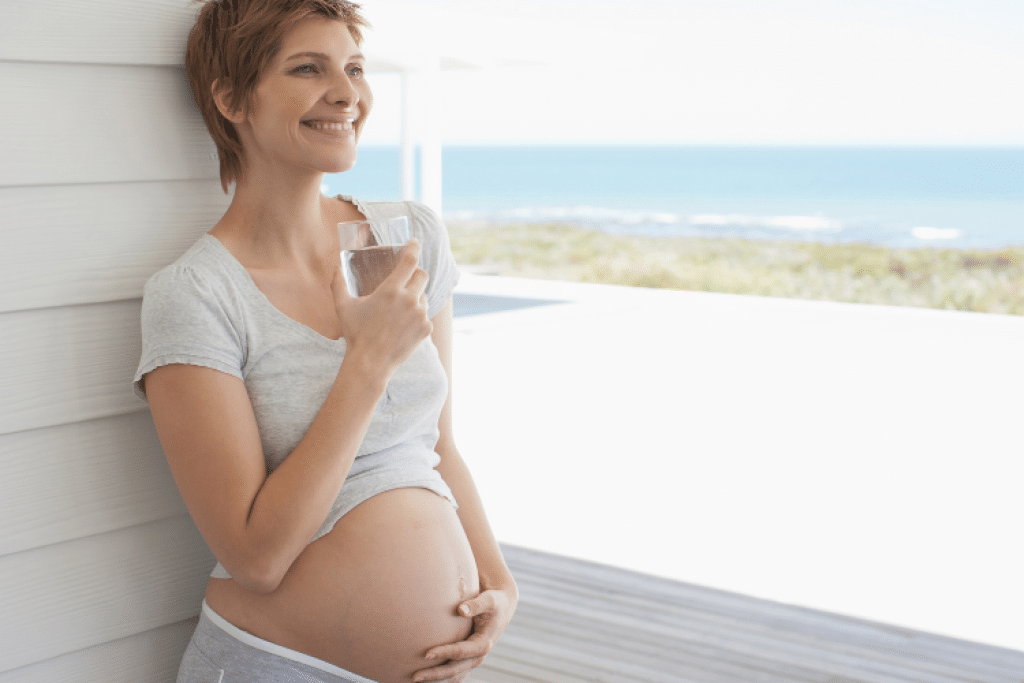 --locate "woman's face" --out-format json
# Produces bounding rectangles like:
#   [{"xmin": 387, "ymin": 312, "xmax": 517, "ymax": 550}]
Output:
[{"xmin": 235, "ymin": 17, "xmax": 372, "ymax": 177}]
